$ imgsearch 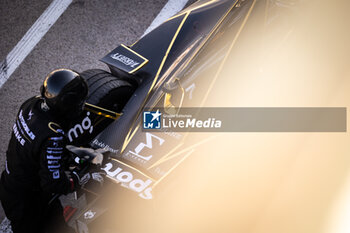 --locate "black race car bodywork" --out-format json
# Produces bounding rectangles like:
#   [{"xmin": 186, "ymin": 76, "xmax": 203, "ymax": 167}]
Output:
[
  {"xmin": 98, "ymin": 0, "xmax": 250, "ymax": 198},
  {"xmin": 65, "ymin": 0, "xmax": 298, "ymax": 232}
]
